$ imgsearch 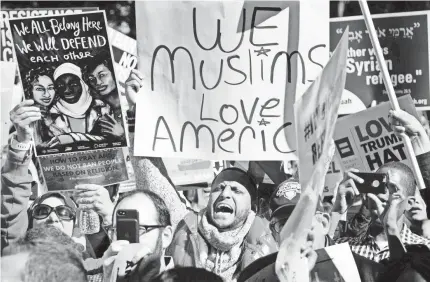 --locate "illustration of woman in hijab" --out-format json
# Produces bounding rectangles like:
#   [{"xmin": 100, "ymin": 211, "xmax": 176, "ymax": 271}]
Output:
[
  {"xmin": 43, "ymin": 62, "xmax": 124, "ymax": 150},
  {"xmin": 23, "ymin": 66, "xmax": 58, "ymax": 144}
]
